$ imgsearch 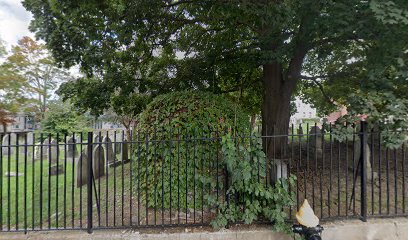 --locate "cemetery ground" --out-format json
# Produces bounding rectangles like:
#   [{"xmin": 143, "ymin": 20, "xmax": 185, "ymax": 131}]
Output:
[
  {"xmin": 0, "ymin": 147, "xmax": 211, "ymax": 230},
  {"xmin": 0, "ymin": 148, "xmax": 134, "ymax": 230},
  {"xmin": 292, "ymin": 142, "xmax": 407, "ymax": 219}
]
